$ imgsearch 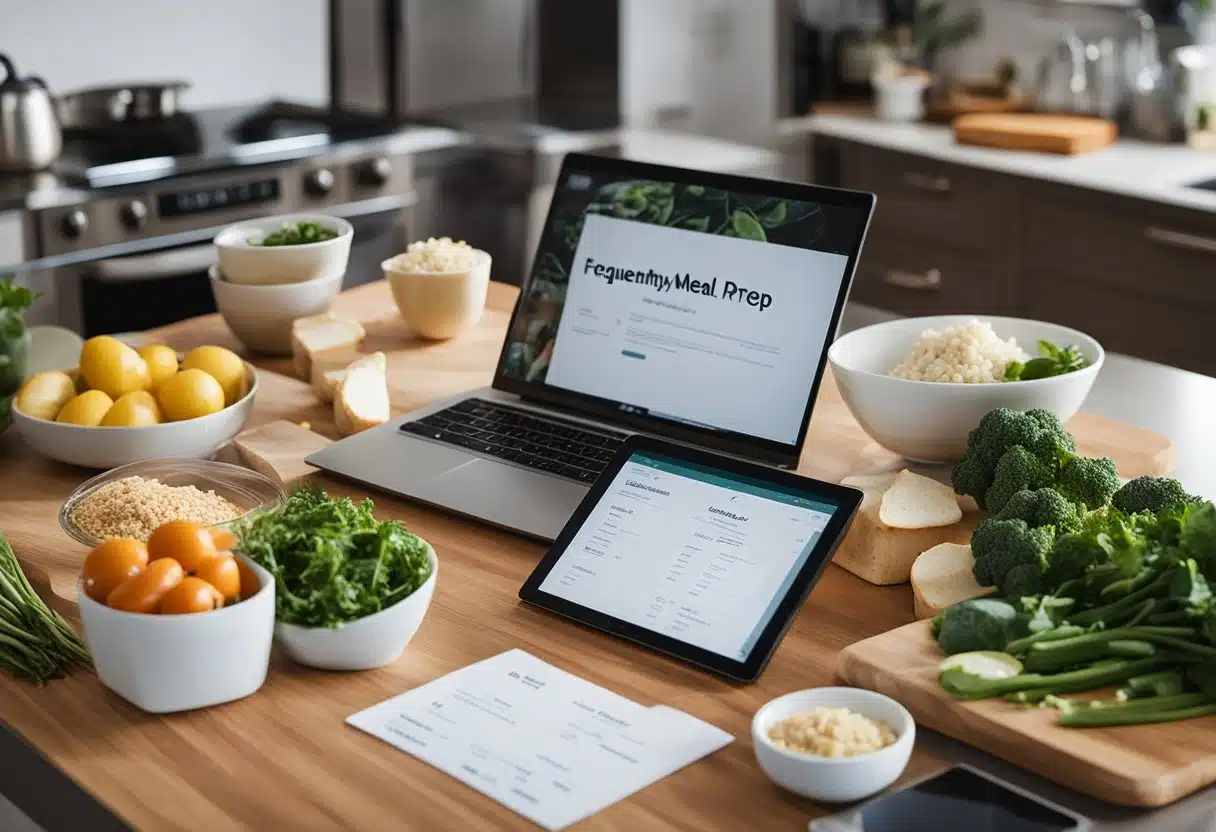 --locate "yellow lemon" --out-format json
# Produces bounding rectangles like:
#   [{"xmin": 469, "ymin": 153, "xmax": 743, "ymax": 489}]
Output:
[
  {"xmin": 14, "ymin": 371, "xmax": 78, "ymax": 421},
  {"xmin": 101, "ymin": 391, "xmax": 162, "ymax": 427},
  {"xmin": 156, "ymin": 369, "xmax": 224, "ymax": 422},
  {"xmin": 180, "ymin": 346, "xmax": 246, "ymax": 406},
  {"xmin": 137, "ymin": 344, "xmax": 179, "ymax": 388},
  {"xmin": 79, "ymin": 336, "xmax": 150, "ymax": 399},
  {"xmin": 55, "ymin": 390, "xmax": 114, "ymax": 426}
]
